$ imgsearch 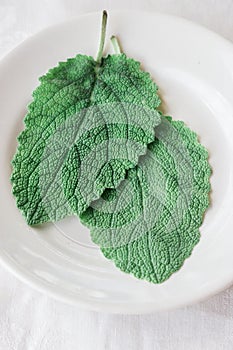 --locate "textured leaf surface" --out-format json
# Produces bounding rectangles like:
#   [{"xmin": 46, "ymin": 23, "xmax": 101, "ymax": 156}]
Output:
[
  {"xmin": 62, "ymin": 105, "xmax": 161, "ymax": 216},
  {"xmin": 11, "ymin": 53, "xmax": 161, "ymax": 225},
  {"xmin": 80, "ymin": 117, "xmax": 211, "ymax": 283}
]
